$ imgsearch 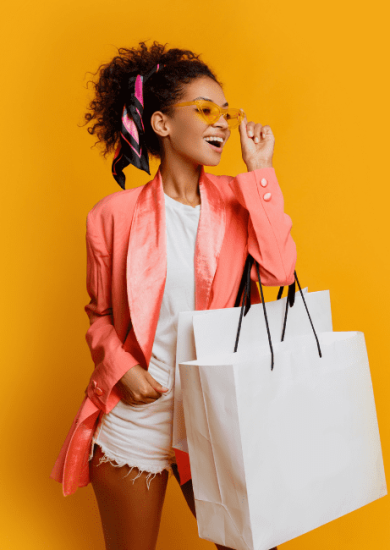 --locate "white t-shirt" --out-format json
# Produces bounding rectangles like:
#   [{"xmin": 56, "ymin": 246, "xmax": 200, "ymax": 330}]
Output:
[
  {"xmin": 150, "ymin": 191, "xmax": 201, "ymax": 369},
  {"xmin": 91, "ymin": 191, "xmax": 200, "ymax": 466}
]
